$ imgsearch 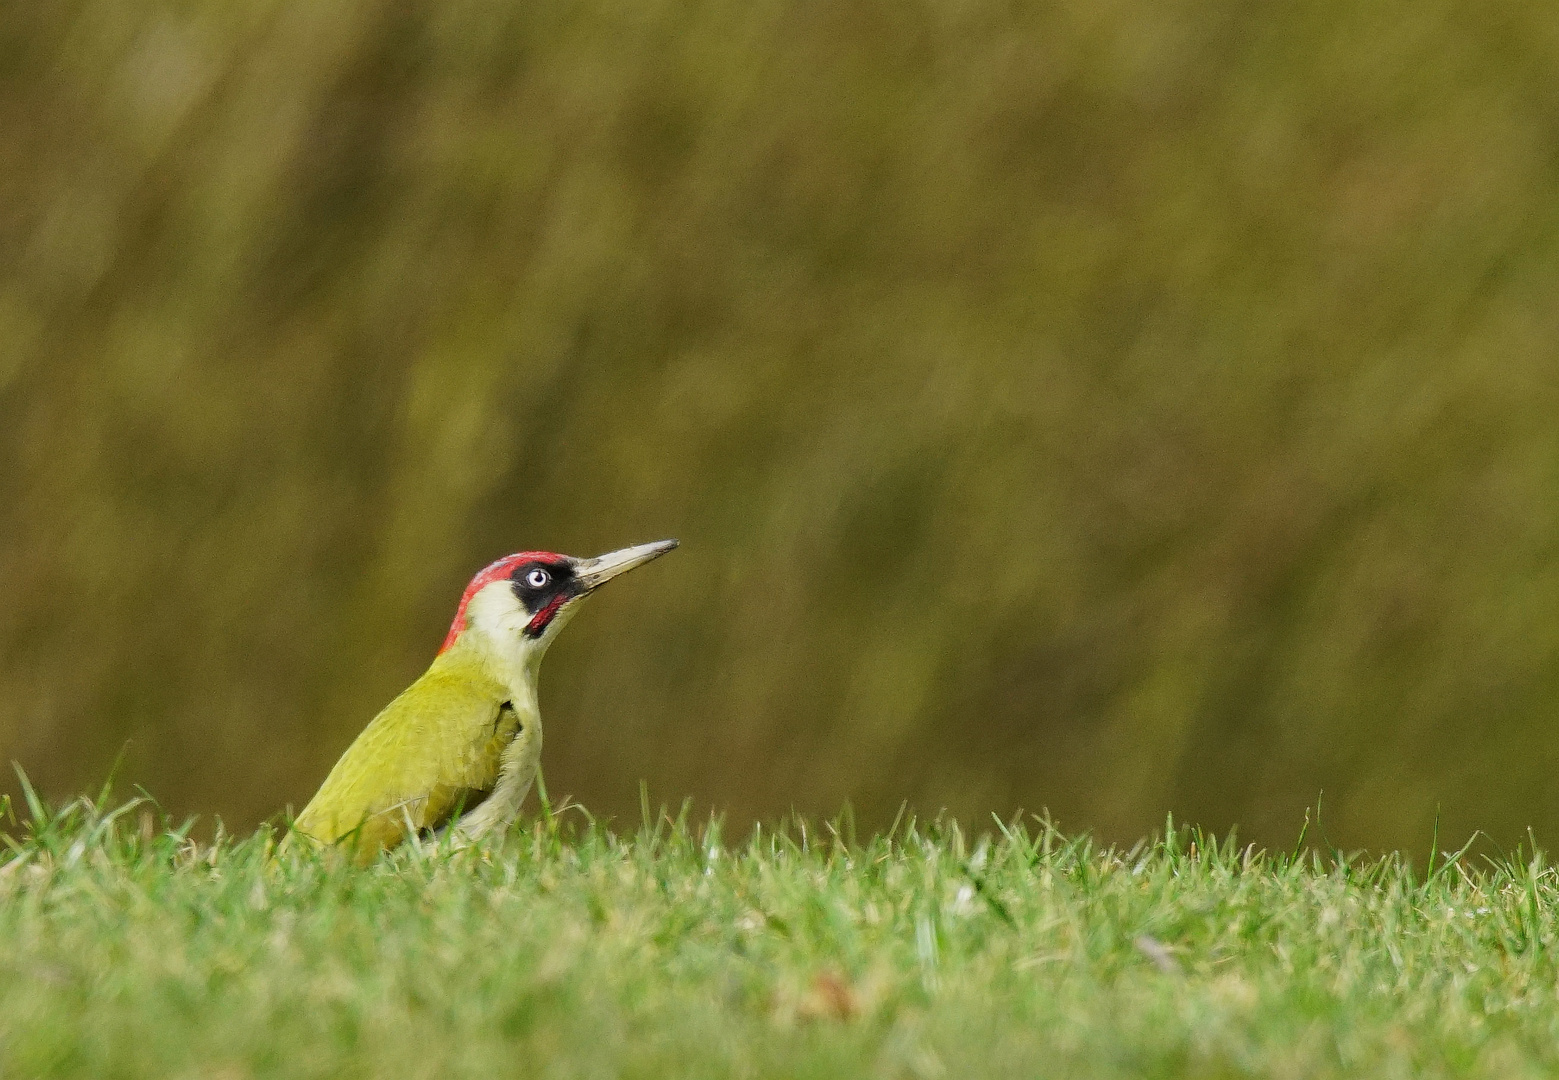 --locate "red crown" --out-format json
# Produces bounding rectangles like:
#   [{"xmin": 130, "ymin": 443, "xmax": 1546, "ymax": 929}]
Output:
[{"xmin": 439, "ymin": 551, "xmax": 567, "ymax": 654}]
